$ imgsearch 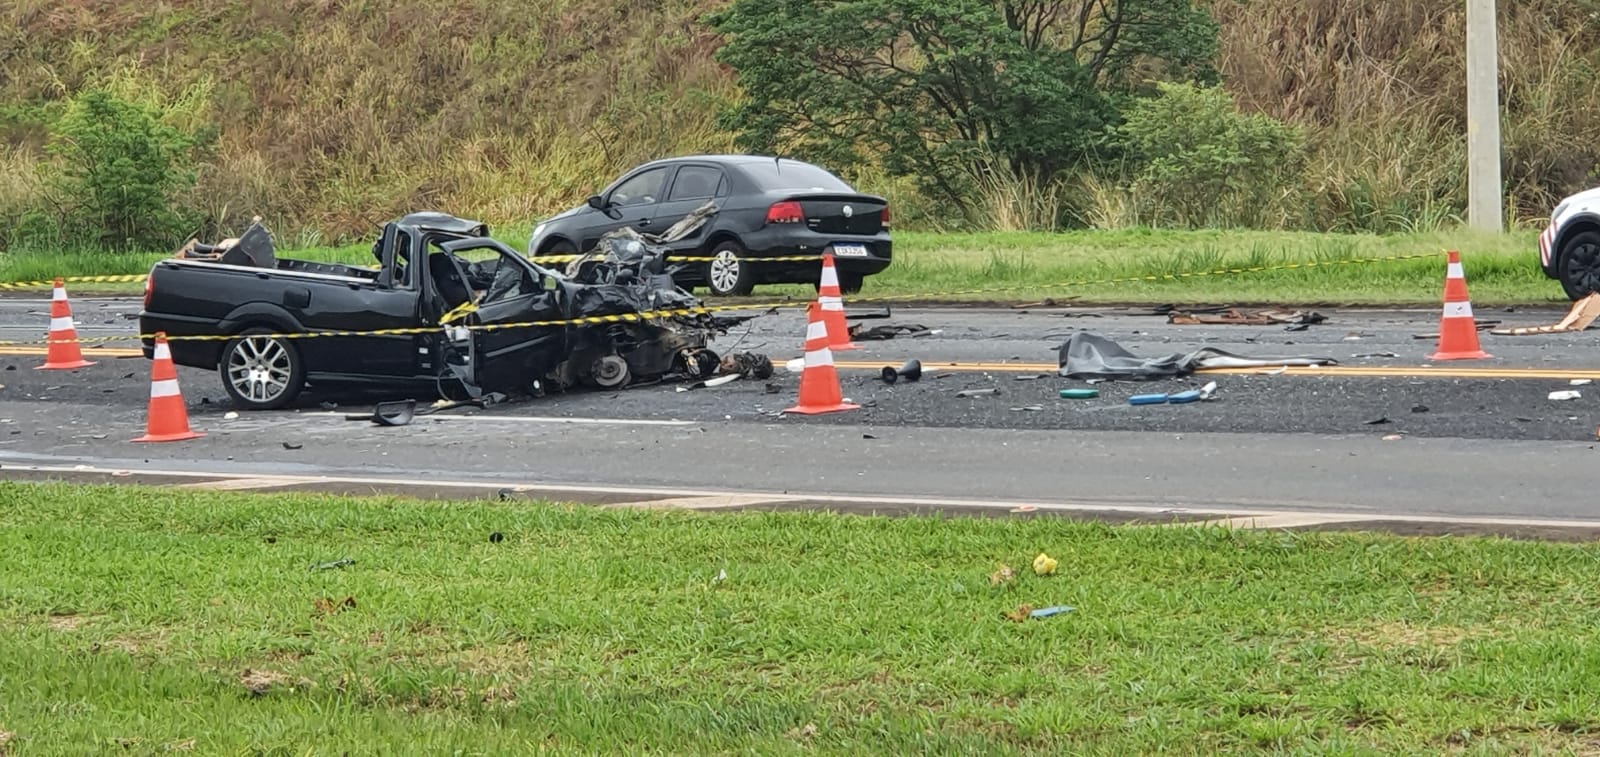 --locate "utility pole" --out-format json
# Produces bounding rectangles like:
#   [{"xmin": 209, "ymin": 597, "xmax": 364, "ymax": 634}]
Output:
[{"xmin": 1466, "ymin": 0, "xmax": 1502, "ymax": 231}]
